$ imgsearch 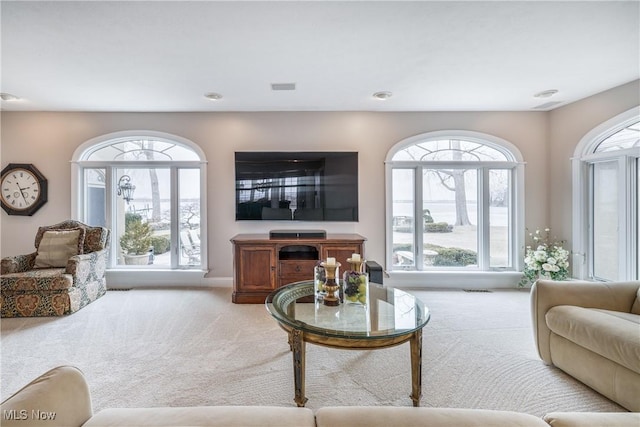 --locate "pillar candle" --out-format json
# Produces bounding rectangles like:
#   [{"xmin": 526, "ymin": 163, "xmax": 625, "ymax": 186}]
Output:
[
  {"xmin": 326, "ymin": 257, "xmax": 336, "ymax": 266},
  {"xmin": 351, "ymin": 253, "xmax": 361, "ymax": 262}
]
